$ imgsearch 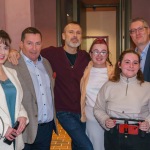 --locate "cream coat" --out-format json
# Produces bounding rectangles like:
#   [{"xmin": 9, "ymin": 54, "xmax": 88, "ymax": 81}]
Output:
[
  {"xmin": 0, "ymin": 66, "xmax": 29, "ymax": 150},
  {"xmin": 80, "ymin": 61, "xmax": 114, "ymax": 122}
]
